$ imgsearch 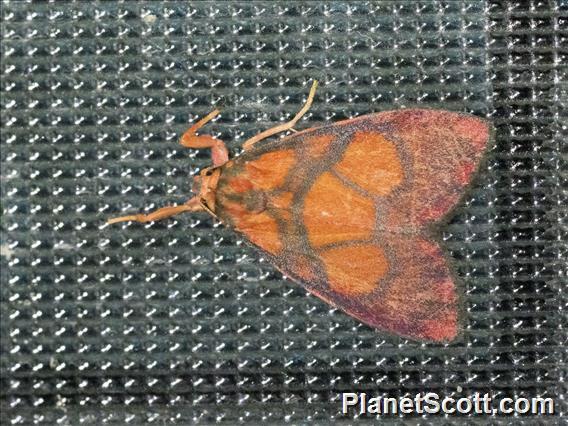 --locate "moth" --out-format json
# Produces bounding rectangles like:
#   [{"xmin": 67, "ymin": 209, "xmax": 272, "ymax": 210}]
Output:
[{"xmin": 109, "ymin": 81, "xmax": 491, "ymax": 342}]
